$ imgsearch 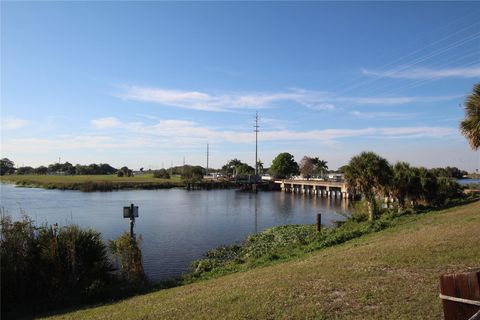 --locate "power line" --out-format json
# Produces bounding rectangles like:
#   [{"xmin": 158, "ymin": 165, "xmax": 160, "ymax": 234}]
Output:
[
  {"xmin": 328, "ymin": 14, "xmax": 480, "ymax": 94},
  {"xmin": 381, "ymin": 60, "xmax": 480, "ymax": 96},
  {"xmin": 365, "ymin": 50, "xmax": 480, "ymax": 96},
  {"xmin": 206, "ymin": 143, "xmax": 209, "ymax": 175},
  {"xmin": 337, "ymin": 30, "xmax": 480, "ymax": 96}
]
